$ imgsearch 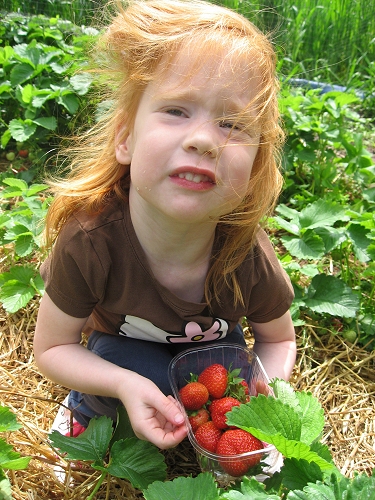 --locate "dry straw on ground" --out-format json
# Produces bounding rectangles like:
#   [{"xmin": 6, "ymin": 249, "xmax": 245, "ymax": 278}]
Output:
[{"xmin": 1, "ymin": 300, "xmax": 374, "ymax": 499}]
